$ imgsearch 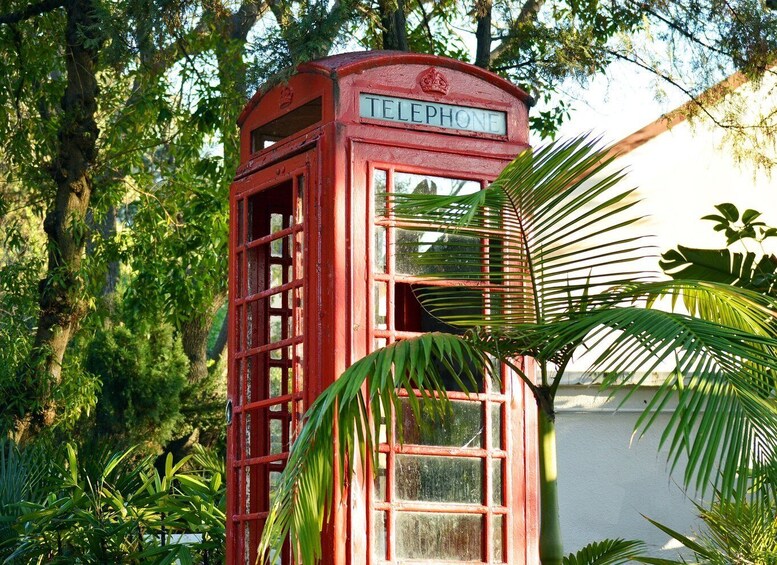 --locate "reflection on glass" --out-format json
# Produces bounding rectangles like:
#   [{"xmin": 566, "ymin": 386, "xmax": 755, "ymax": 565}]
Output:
[
  {"xmin": 396, "ymin": 455, "xmax": 482, "ymax": 504},
  {"xmin": 374, "ymin": 226, "xmax": 386, "ymax": 273},
  {"xmin": 236, "ymin": 252, "xmax": 243, "ymax": 299},
  {"xmin": 491, "ymin": 404, "xmax": 503, "ymax": 450},
  {"xmin": 237, "ymin": 199, "xmax": 244, "ymax": 244},
  {"xmin": 270, "ymin": 290, "xmax": 282, "ymax": 309},
  {"xmin": 395, "ymin": 229, "xmax": 482, "ymax": 277},
  {"xmin": 395, "ymin": 512, "xmax": 482, "ymax": 561},
  {"xmin": 374, "ymin": 282, "xmax": 387, "ymax": 329},
  {"xmin": 399, "ymin": 399, "xmax": 483, "ymax": 448},
  {"xmin": 373, "ymin": 511, "xmax": 387, "ymax": 561},
  {"xmin": 247, "ymin": 248, "xmax": 259, "ymax": 295},
  {"xmin": 394, "ymin": 172, "xmax": 479, "ymax": 198},
  {"xmin": 296, "ymin": 175, "xmax": 304, "ymax": 223},
  {"xmin": 373, "ymin": 169, "xmax": 387, "ymax": 216},
  {"xmin": 374, "ymin": 452, "xmax": 387, "ymax": 501},
  {"xmin": 492, "ymin": 460, "xmax": 503, "ymax": 505},
  {"xmin": 492, "ymin": 514, "xmax": 504, "ymax": 562}
]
